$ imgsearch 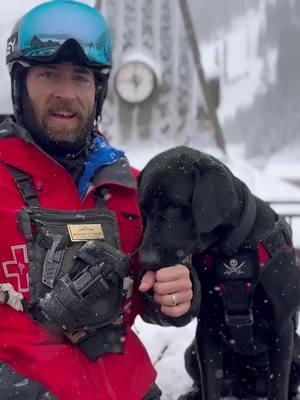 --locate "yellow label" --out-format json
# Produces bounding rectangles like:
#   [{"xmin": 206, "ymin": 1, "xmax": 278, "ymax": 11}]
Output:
[{"xmin": 67, "ymin": 224, "xmax": 105, "ymax": 242}]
